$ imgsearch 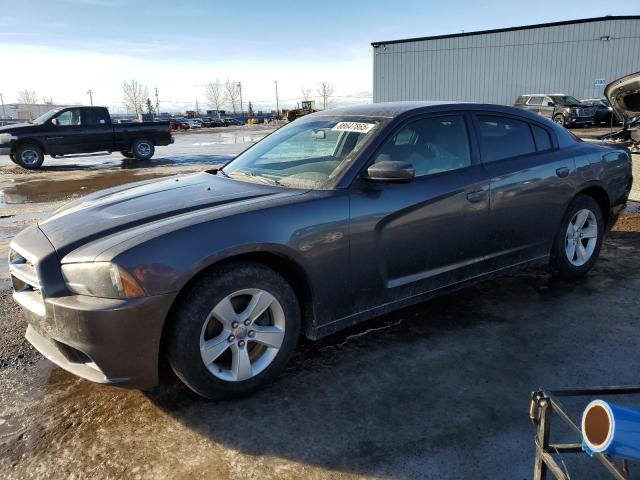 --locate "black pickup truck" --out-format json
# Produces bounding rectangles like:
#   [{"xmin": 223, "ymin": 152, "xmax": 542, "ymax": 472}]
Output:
[{"xmin": 0, "ymin": 106, "xmax": 174, "ymax": 169}]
